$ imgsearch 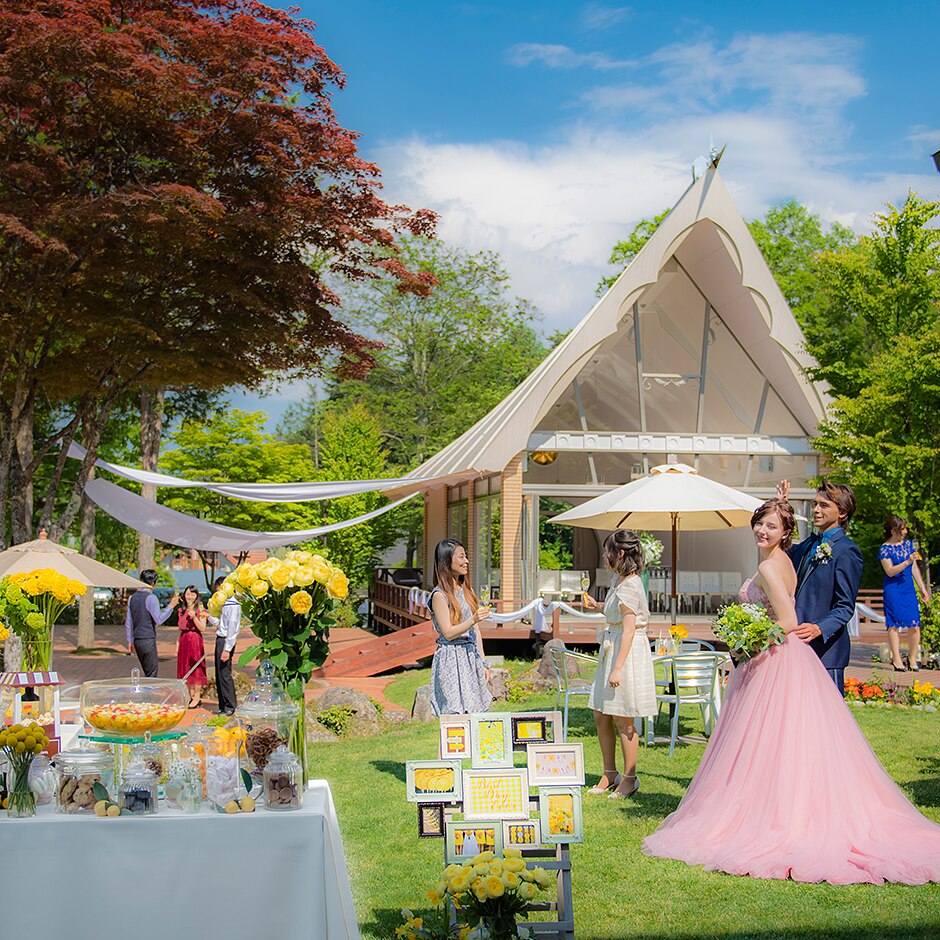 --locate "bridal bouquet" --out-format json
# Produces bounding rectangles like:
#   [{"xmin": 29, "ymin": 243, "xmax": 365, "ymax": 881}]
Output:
[{"xmin": 712, "ymin": 602, "xmax": 784, "ymax": 660}]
